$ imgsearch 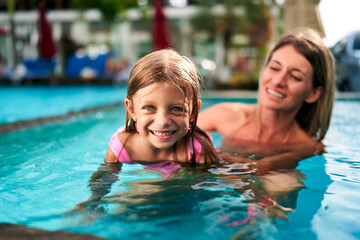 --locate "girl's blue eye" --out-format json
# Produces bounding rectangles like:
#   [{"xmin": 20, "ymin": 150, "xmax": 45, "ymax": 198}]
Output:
[
  {"xmin": 171, "ymin": 107, "xmax": 184, "ymax": 112},
  {"xmin": 144, "ymin": 106, "xmax": 155, "ymax": 111}
]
